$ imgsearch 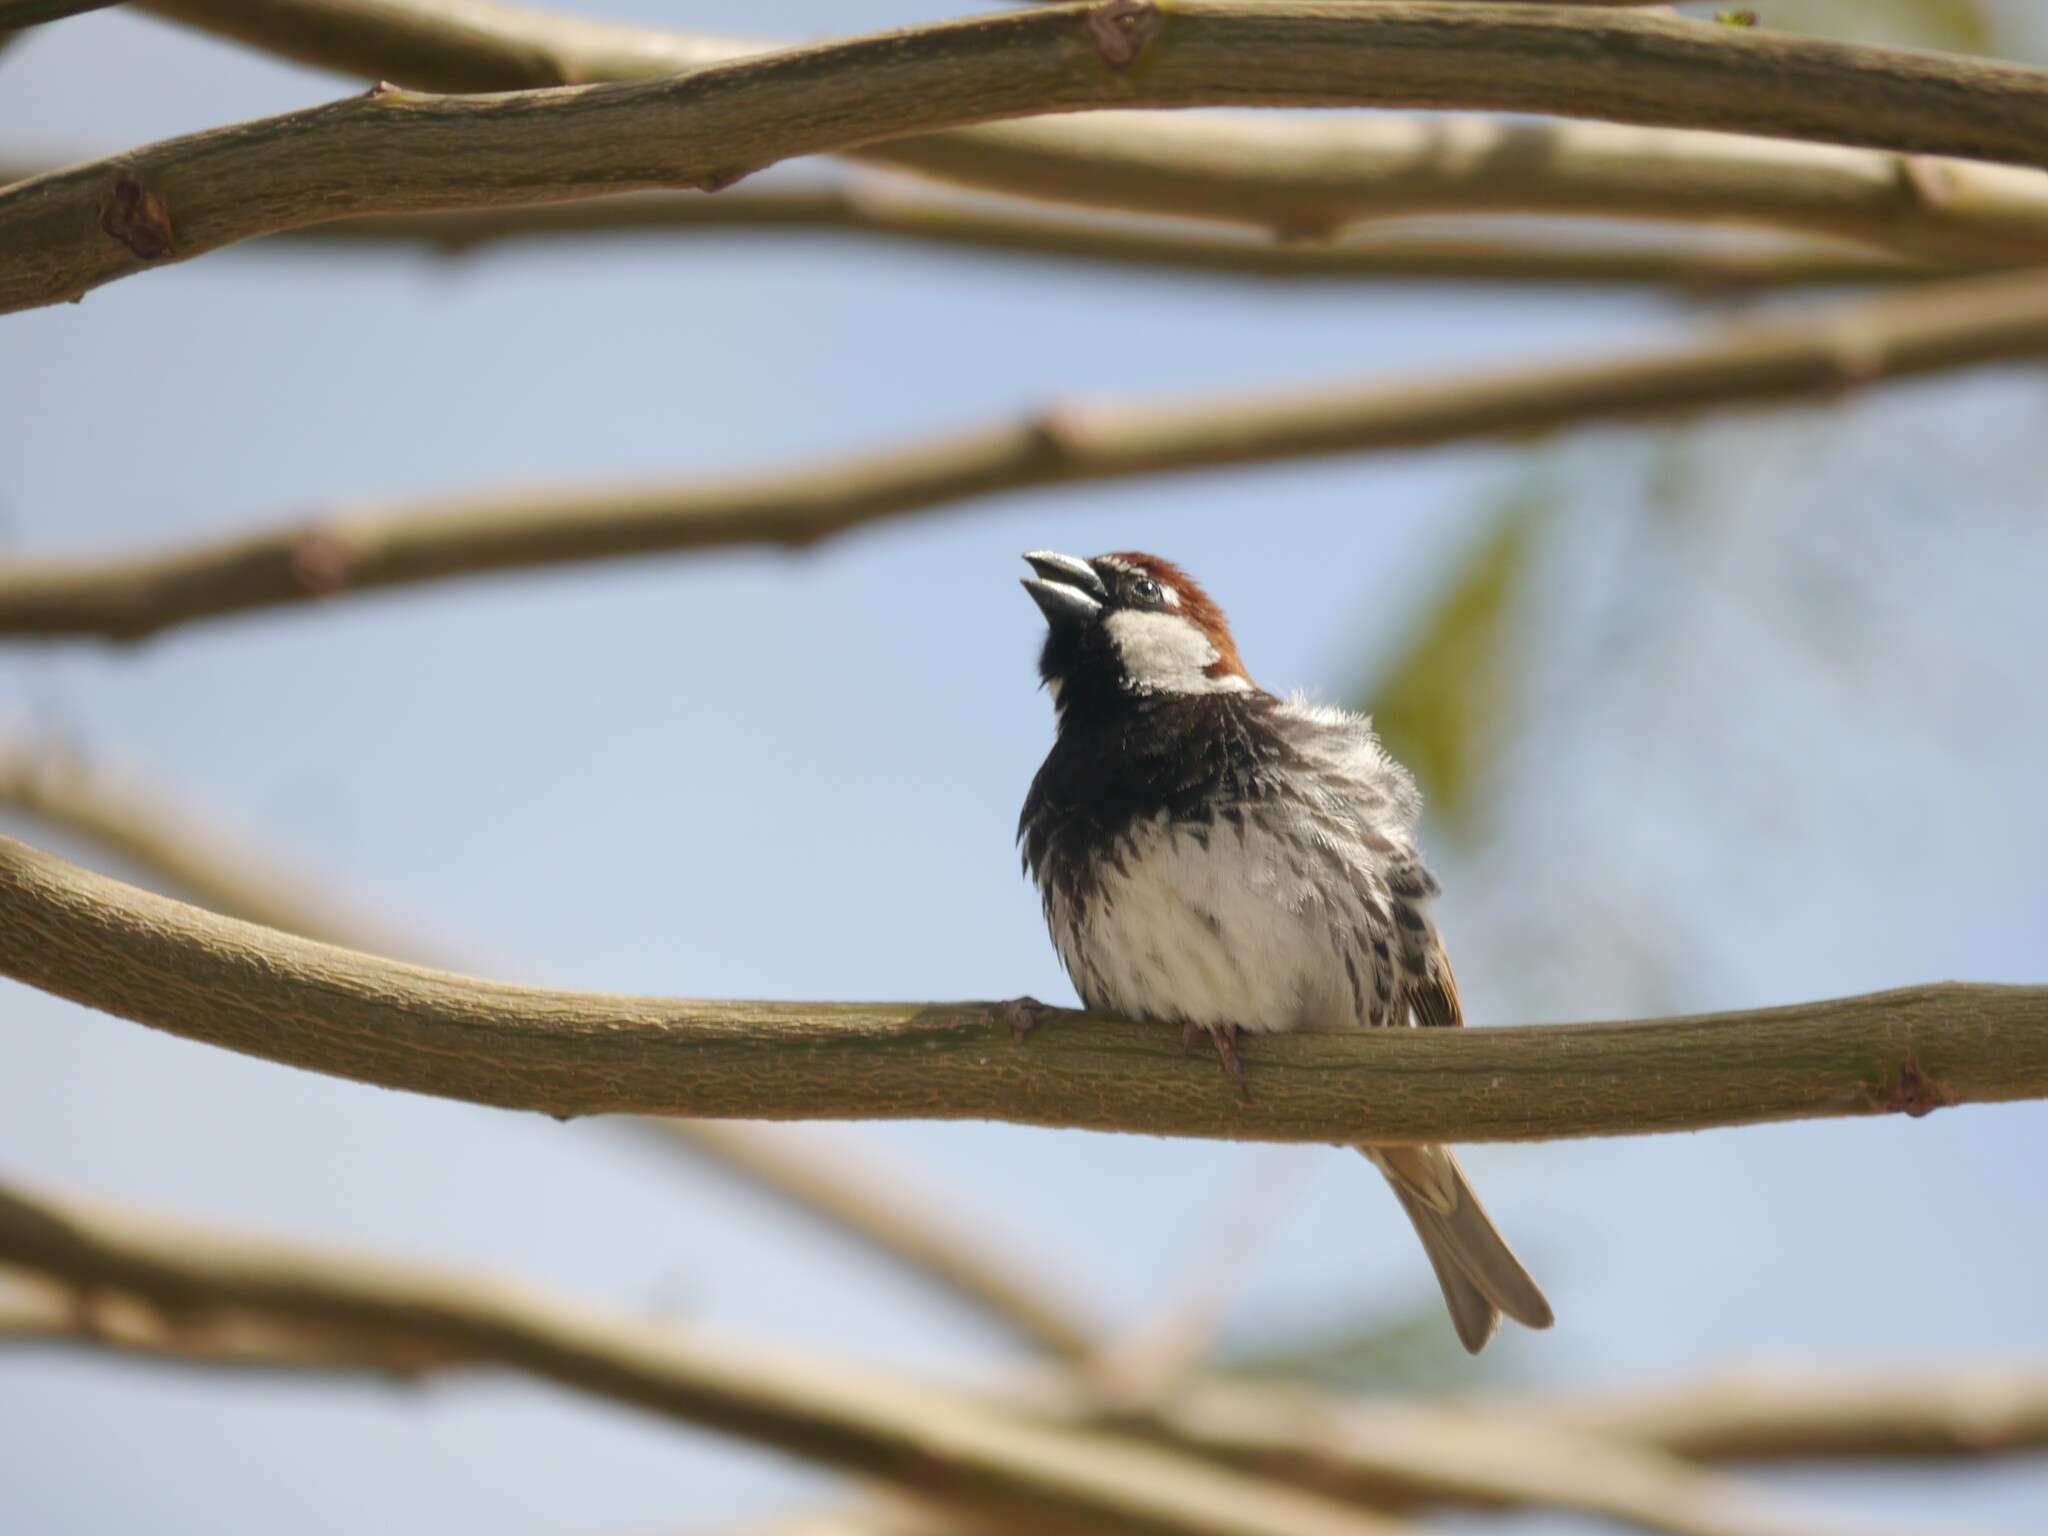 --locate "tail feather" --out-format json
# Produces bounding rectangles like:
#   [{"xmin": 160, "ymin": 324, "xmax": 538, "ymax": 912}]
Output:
[{"xmin": 1363, "ymin": 1144, "xmax": 1552, "ymax": 1354}]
